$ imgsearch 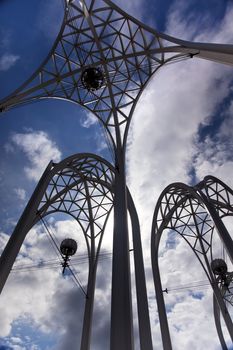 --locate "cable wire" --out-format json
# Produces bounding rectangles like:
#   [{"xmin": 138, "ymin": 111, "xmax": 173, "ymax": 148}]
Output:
[
  {"xmin": 165, "ymin": 279, "xmax": 221, "ymax": 294},
  {"xmin": 38, "ymin": 216, "xmax": 87, "ymax": 296},
  {"xmin": 68, "ymin": 262, "xmax": 87, "ymax": 297},
  {"xmin": 12, "ymin": 254, "xmax": 112, "ymax": 273},
  {"xmin": 40, "ymin": 216, "xmax": 62, "ymax": 259}
]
